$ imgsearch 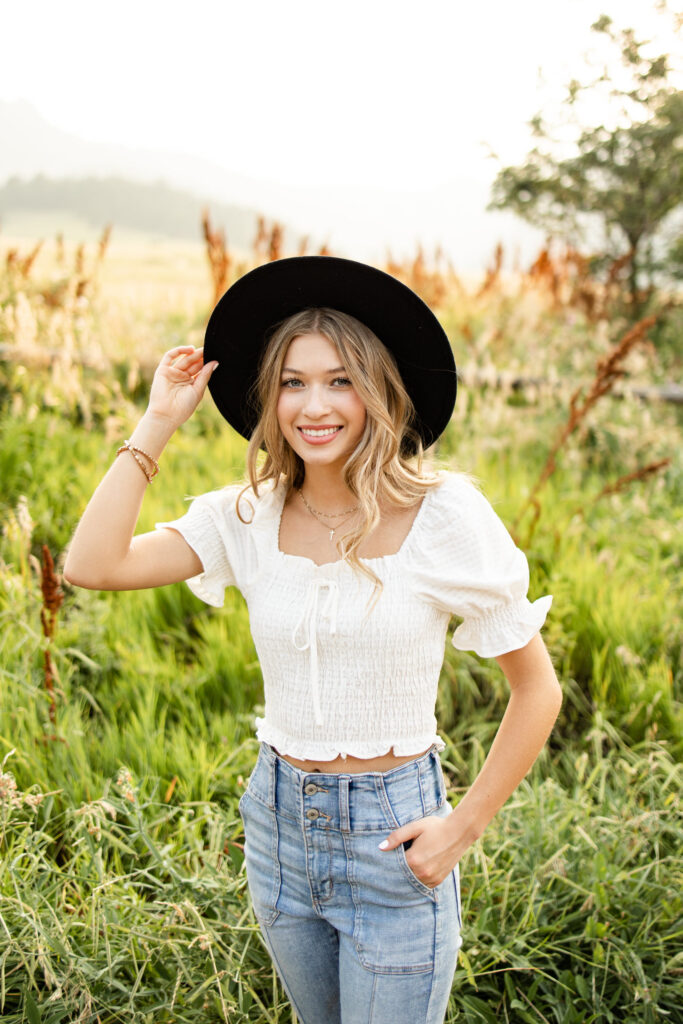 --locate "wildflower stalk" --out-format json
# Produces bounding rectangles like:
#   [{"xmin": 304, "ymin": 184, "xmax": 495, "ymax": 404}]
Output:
[
  {"xmin": 39, "ymin": 544, "xmax": 63, "ymax": 726},
  {"xmin": 202, "ymin": 209, "xmax": 231, "ymax": 308},
  {"xmin": 514, "ymin": 313, "xmax": 658, "ymax": 541},
  {"xmin": 251, "ymin": 215, "xmax": 287, "ymax": 264},
  {"xmin": 267, "ymin": 221, "xmax": 283, "ymax": 262},
  {"xmin": 578, "ymin": 457, "xmax": 671, "ymax": 512}
]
